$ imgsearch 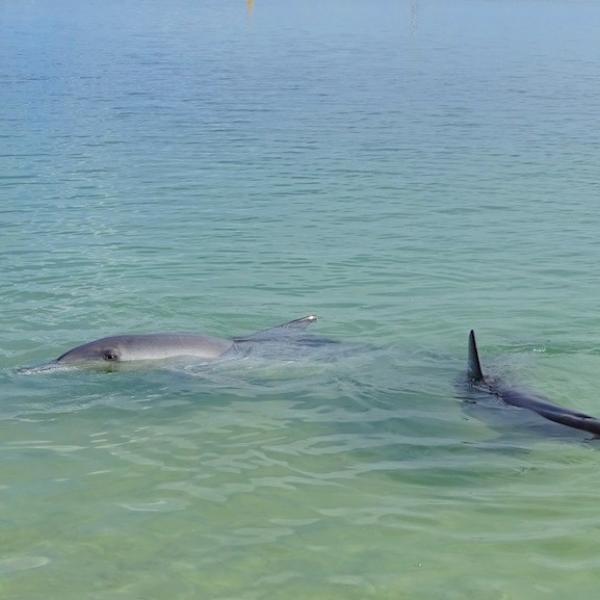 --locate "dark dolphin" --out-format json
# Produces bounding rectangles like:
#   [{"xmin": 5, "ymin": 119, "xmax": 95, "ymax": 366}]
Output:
[
  {"xmin": 466, "ymin": 330, "xmax": 600, "ymax": 436},
  {"xmin": 52, "ymin": 315, "xmax": 324, "ymax": 366}
]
